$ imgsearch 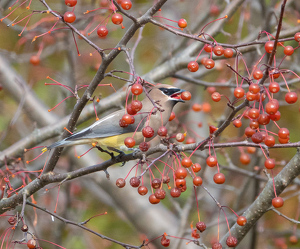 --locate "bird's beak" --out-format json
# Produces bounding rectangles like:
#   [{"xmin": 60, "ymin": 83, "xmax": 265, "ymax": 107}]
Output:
[{"xmin": 170, "ymin": 89, "xmax": 185, "ymax": 102}]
